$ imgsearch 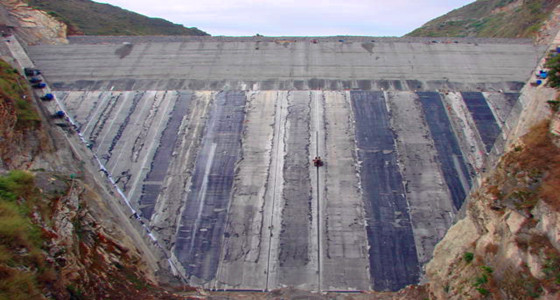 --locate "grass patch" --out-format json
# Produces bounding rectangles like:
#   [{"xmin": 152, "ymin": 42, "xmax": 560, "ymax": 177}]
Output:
[
  {"xmin": 0, "ymin": 170, "xmax": 61, "ymax": 299},
  {"xmin": 0, "ymin": 60, "xmax": 40, "ymax": 130},
  {"xmin": 543, "ymin": 252, "xmax": 560, "ymax": 286},
  {"xmin": 472, "ymin": 265, "xmax": 495, "ymax": 296},
  {"xmin": 464, "ymin": 252, "xmax": 474, "ymax": 263},
  {"xmin": 476, "ymin": 287, "xmax": 490, "ymax": 296},
  {"xmin": 495, "ymin": 120, "xmax": 560, "ymax": 213}
]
